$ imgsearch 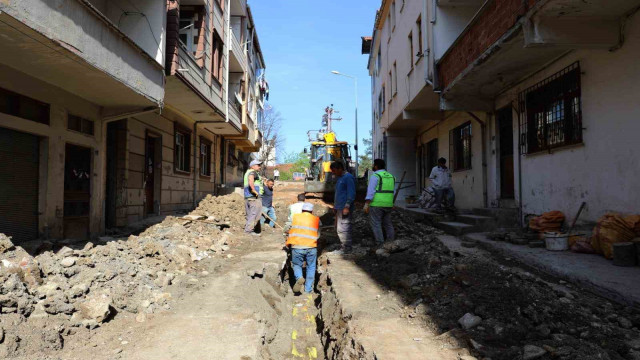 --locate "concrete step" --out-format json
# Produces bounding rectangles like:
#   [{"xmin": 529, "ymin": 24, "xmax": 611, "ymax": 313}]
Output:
[
  {"xmin": 456, "ymin": 214, "xmax": 495, "ymax": 226},
  {"xmin": 437, "ymin": 221, "xmax": 477, "ymax": 236},
  {"xmin": 472, "ymin": 207, "xmax": 519, "ymax": 228}
]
